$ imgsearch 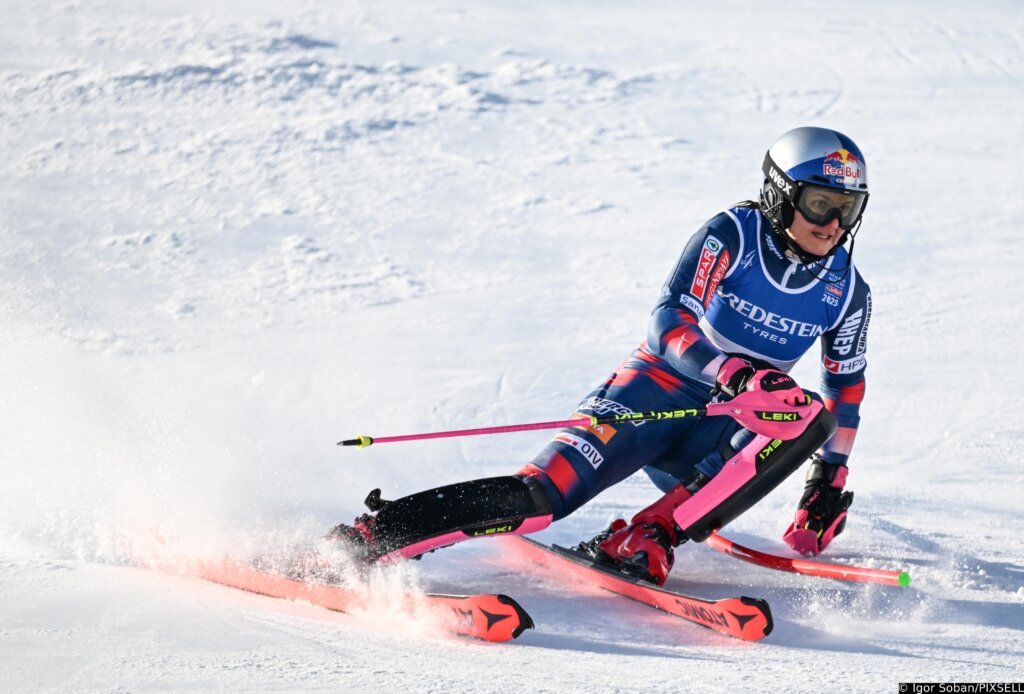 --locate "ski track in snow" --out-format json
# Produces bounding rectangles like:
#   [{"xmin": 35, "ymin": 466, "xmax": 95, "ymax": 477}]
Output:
[{"xmin": 2, "ymin": 1, "xmax": 1024, "ymax": 691}]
